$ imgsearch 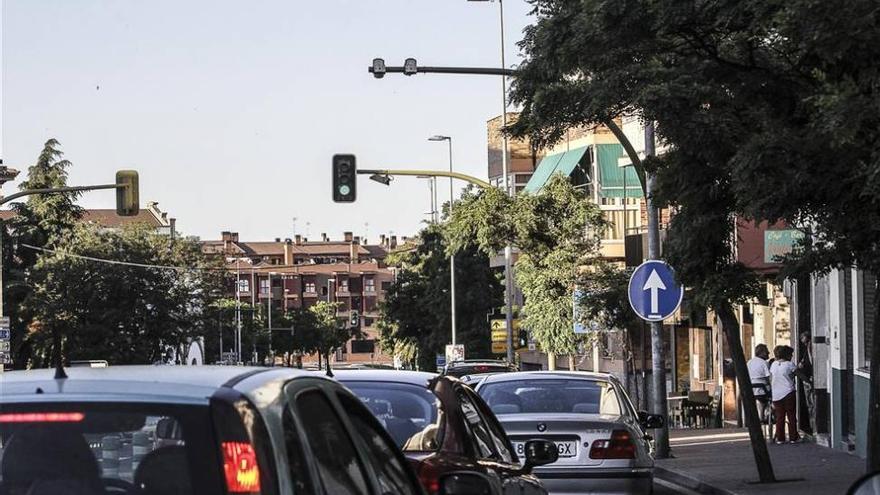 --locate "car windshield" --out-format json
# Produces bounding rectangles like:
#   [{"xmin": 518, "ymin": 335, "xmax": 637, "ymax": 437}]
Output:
[
  {"xmin": 341, "ymin": 381, "xmax": 442, "ymax": 452},
  {"xmin": 0, "ymin": 403, "xmax": 211, "ymax": 495},
  {"xmin": 479, "ymin": 379, "xmax": 623, "ymax": 416}
]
